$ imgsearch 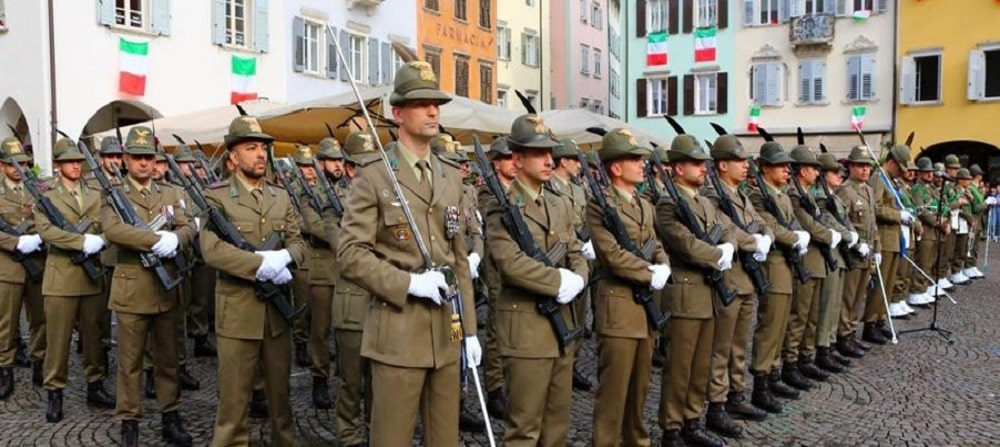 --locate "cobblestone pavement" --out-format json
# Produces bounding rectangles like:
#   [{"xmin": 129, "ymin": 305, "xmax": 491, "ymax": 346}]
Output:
[{"xmin": 3, "ymin": 247, "xmax": 1000, "ymax": 446}]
